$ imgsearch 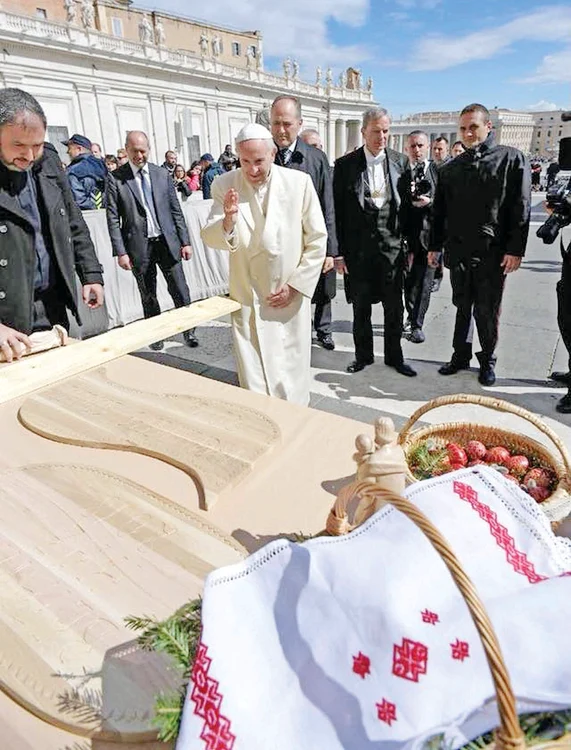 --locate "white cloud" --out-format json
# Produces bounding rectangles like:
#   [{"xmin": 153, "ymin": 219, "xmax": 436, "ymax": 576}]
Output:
[
  {"xmin": 525, "ymin": 100, "xmax": 561, "ymax": 111},
  {"xmin": 148, "ymin": 0, "xmax": 371, "ymax": 70},
  {"xmin": 408, "ymin": 5, "xmax": 571, "ymax": 71},
  {"xmin": 524, "ymin": 47, "xmax": 571, "ymax": 84},
  {"xmin": 395, "ymin": 0, "xmax": 441, "ymax": 7}
]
